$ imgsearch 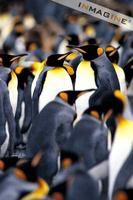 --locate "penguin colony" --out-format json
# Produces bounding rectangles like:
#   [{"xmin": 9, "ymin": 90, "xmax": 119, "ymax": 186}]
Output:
[{"xmin": 0, "ymin": 12, "xmax": 133, "ymax": 200}]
